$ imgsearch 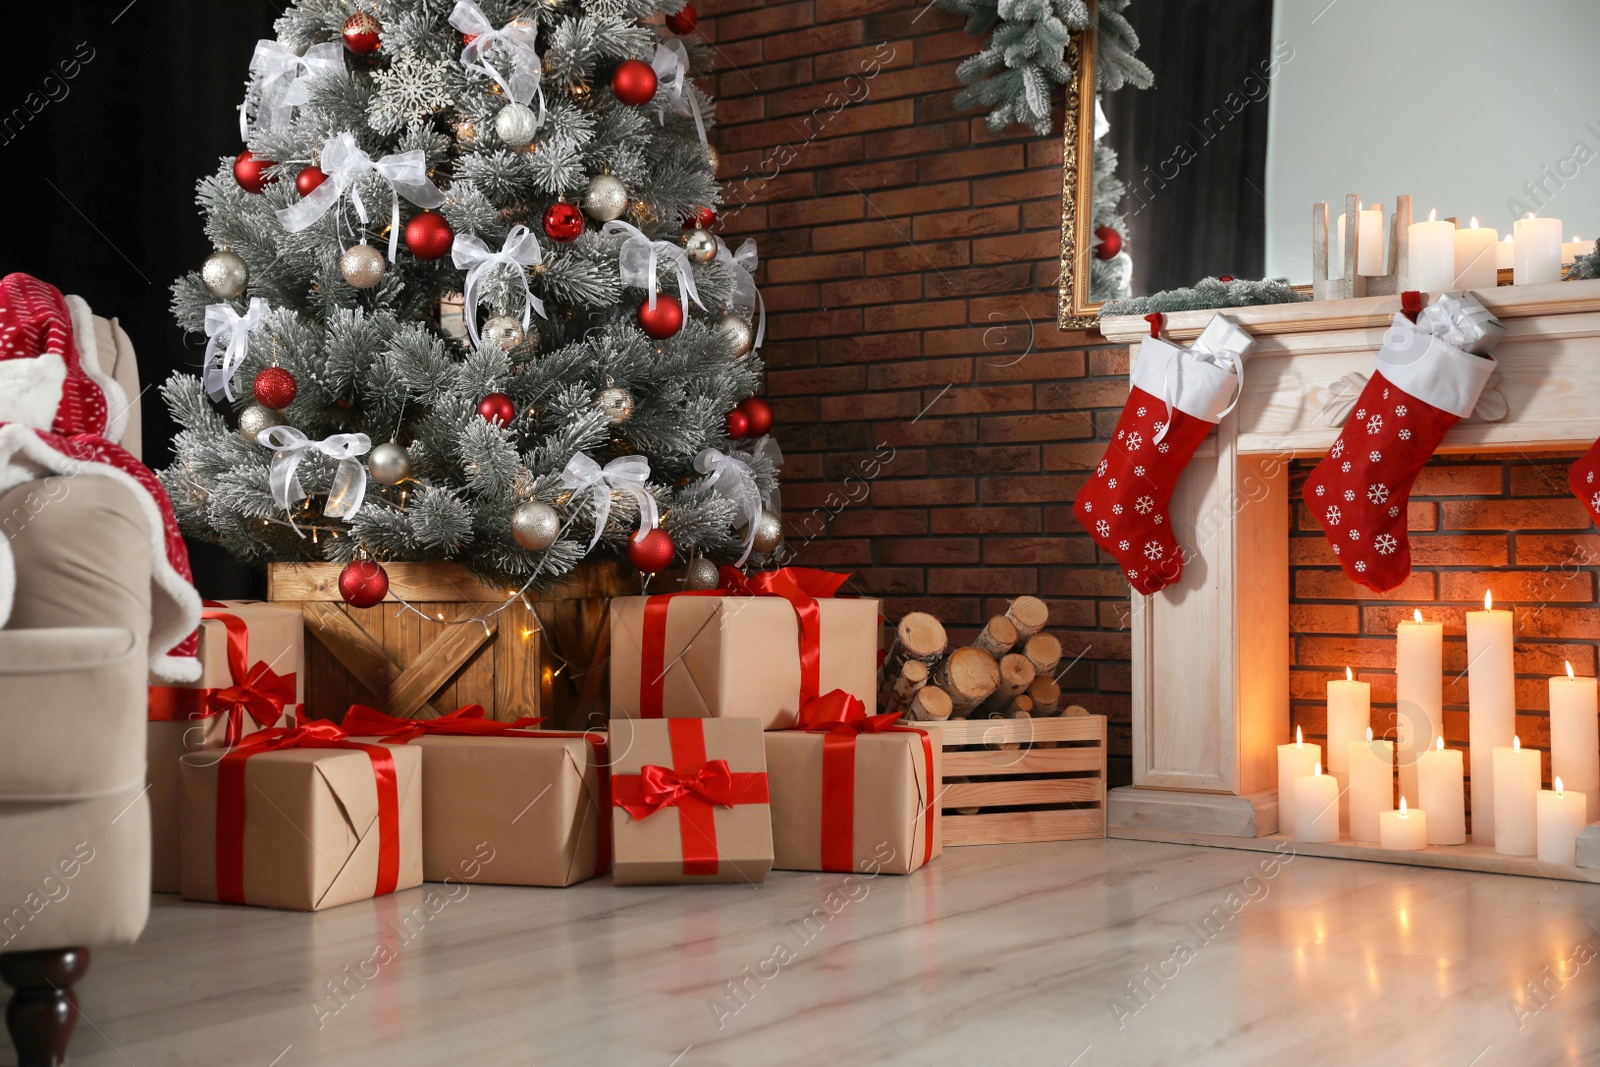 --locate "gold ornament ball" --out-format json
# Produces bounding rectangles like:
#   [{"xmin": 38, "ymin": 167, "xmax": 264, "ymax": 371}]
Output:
[
  {"xmin": 582, "ymin": 174, "xmax": 628, "ymax": 223},
  {"xmin": 368, "ymin": 442, "xmax": 411, "ymax": 485},
  {"xmin": 705, "ymin": 145, "xmax": 720, "ymax": 172},
  {"xmin": 455, "ymin": 117, "xmax": 479, "ymax": 145},
  {"xmin": 511, "ymin": 500, "xmax": 561, "ymax": 551},
  {"xmin": 749, "ymin": 509, "xmax": 783, "ymax": 555},
  {"xmin": 683, "ymin": 556, "xmax": 720, "ymax": 590},
  {"xmin": 340, "ymin": 244, "xmax": 387, "ymax": 289},
  {"xmin": 494, "ymin": 101, "xmax": 539, "ymax": 146},
  {"xmin": 716, "ymin": 312, "xmax": 754, "ymax": 358},
  {"xmin": 683, "ymin": 227, "xmax": 717, "ymax": 265},
  {"xmin": 238, "ymin": 403, "xmax": 284, "ymax": 444},
  {"xmin": 202, "ymin": 249, "xmax": 249, "ymax": 299},
  {"xmin": 598, "ymin": 385, "xmax": 636, "ymax": 424},
  {"xmin": 482, "ymin": 315, "xmax": 525, "ymax": 351}
]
